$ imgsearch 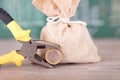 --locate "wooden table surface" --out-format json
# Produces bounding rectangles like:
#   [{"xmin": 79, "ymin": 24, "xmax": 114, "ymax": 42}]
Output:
[{"xmin": 0, "ymin": 39, "xmax": 120, "ymax": 80}]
